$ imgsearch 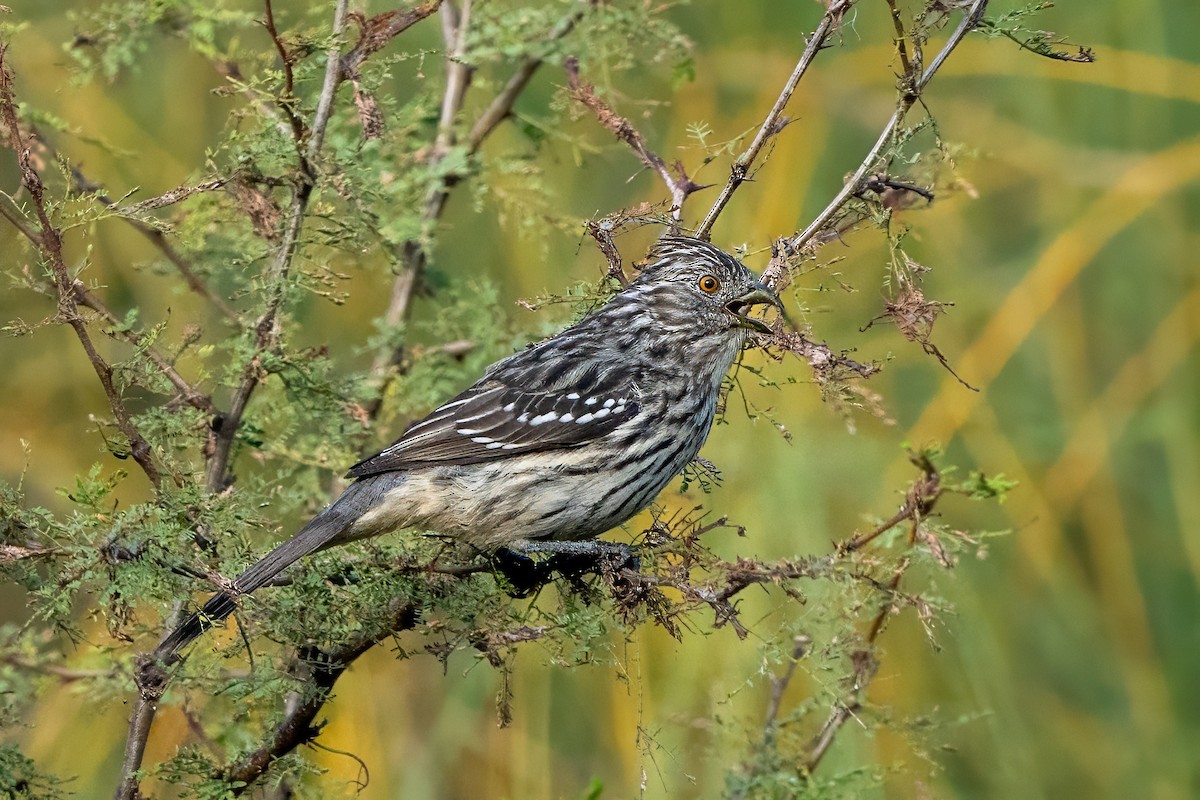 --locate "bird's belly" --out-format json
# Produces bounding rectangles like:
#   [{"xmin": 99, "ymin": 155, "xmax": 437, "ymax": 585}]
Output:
[{"xmin": 359, "ymin": 442, "xmax": 699, "ymax": 550}]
